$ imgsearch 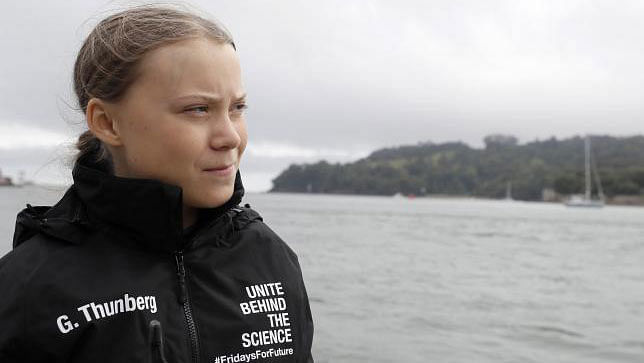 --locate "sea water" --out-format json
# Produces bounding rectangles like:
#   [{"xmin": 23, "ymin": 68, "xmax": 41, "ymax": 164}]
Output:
[{"xmin": 2, "ymin": 186, "xmax": 643, "ymax": 362}]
